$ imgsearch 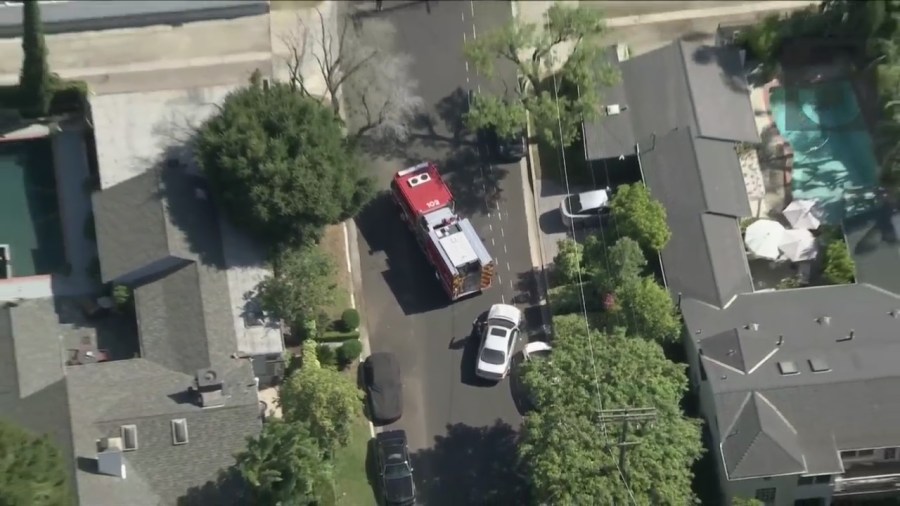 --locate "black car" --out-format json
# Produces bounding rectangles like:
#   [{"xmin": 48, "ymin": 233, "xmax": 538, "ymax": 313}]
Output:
[
  {"xmin": 482, "ymin": 126, "xmax": 526, "ymax": 162},
  {"xmin": 375, "ymin": 430, "xmax": 416, "ymax": 506},
  {"xmin": 364, "ymin": 352, "xmax": 403, "ymax": 424}
]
